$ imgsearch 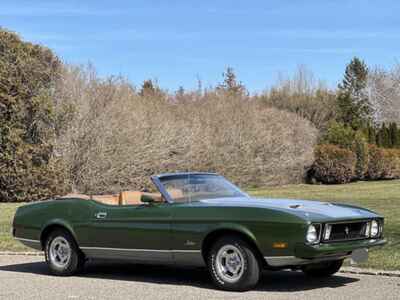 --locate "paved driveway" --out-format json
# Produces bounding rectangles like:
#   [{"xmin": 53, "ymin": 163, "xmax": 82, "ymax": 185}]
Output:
[{"xmin": 0, "ymin": 255, "xmax": 399, "ymax": 300}]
